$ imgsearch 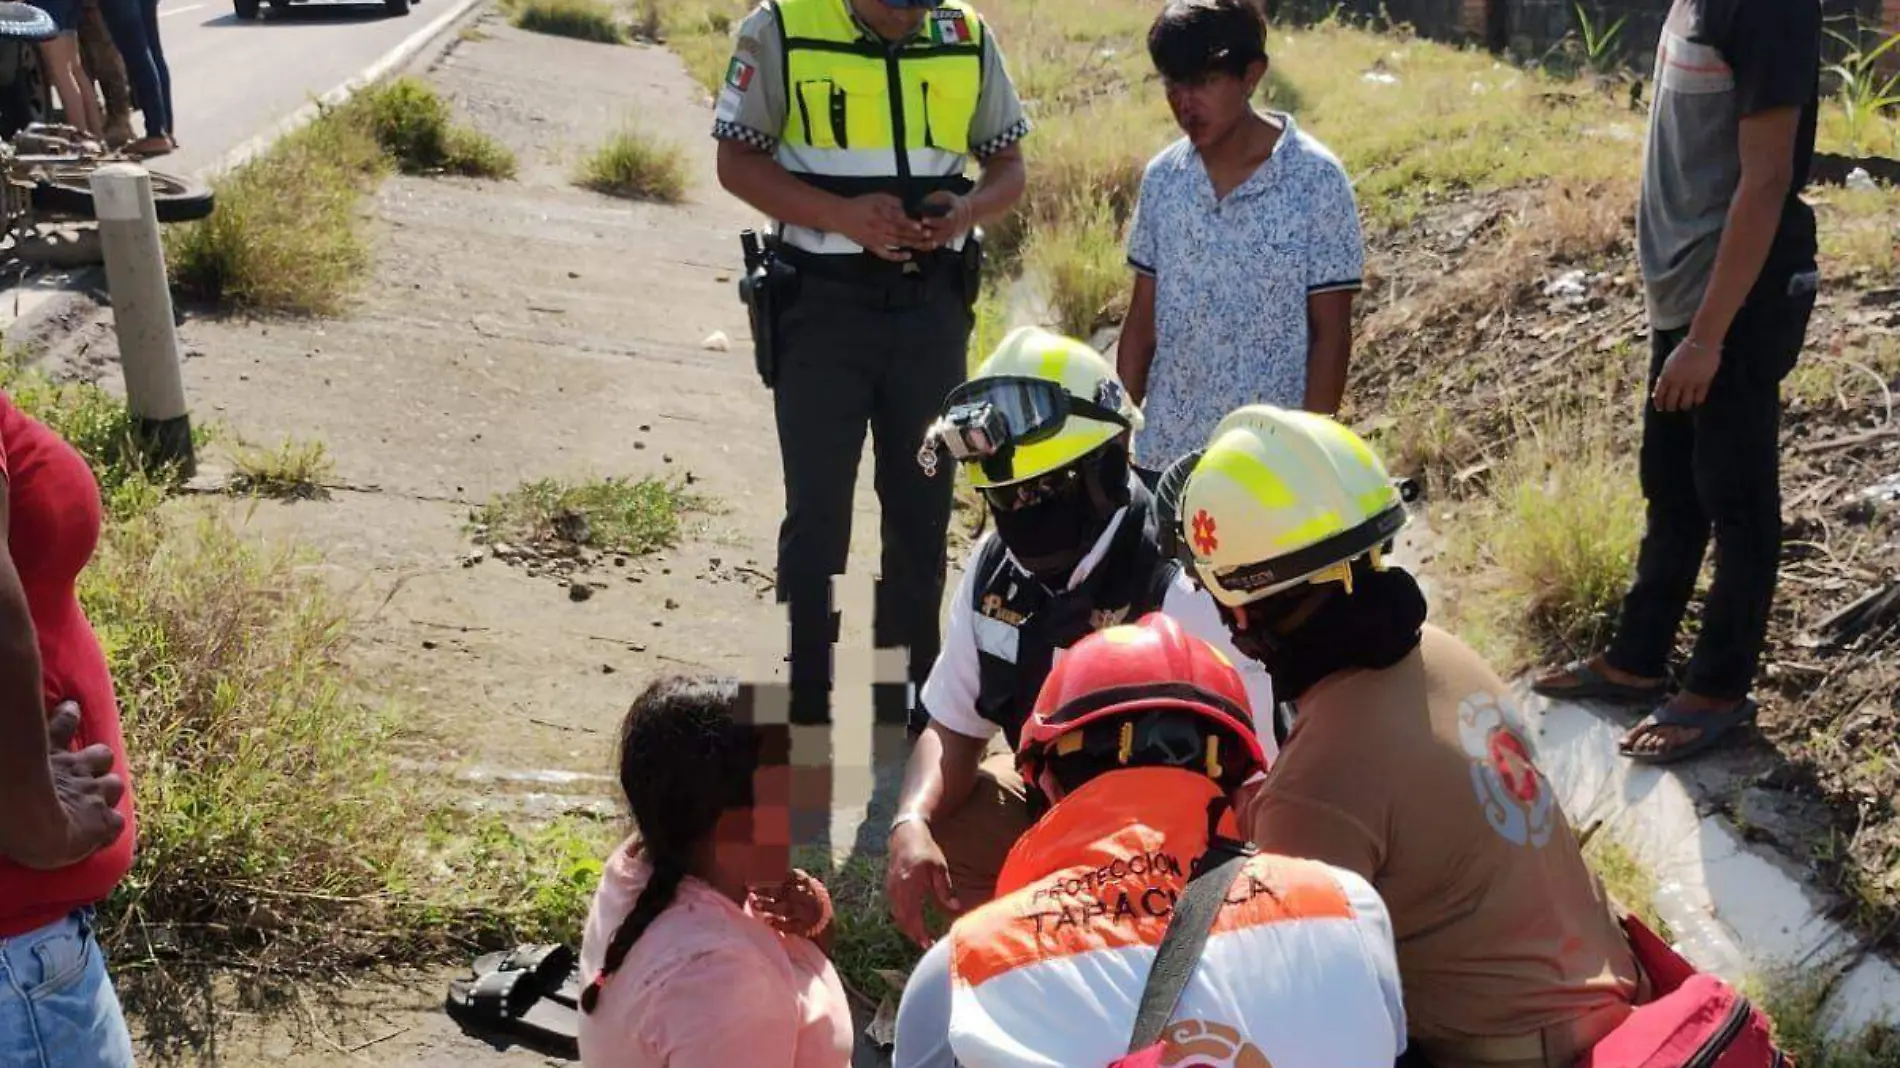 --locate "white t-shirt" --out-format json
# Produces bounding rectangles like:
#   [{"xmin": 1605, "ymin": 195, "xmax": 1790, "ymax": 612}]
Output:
[{"xmin": 919, "ymin": 492, "xmax": 1277, "ymax": 759}]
